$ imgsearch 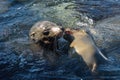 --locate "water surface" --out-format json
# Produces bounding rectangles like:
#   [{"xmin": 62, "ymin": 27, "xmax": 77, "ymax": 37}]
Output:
[{"xmin": 0, "ymin": 0, "xmax": 120, "ymax": 80}]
